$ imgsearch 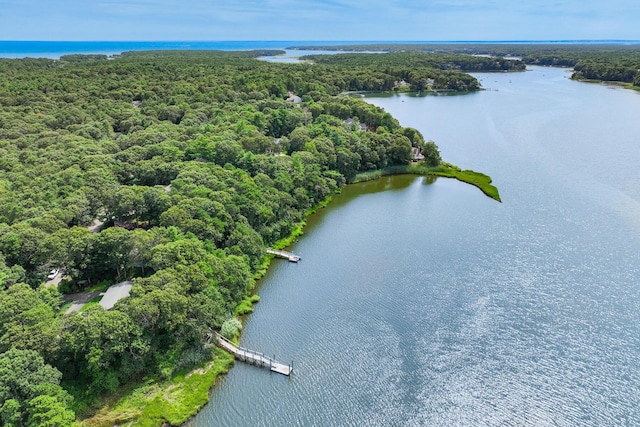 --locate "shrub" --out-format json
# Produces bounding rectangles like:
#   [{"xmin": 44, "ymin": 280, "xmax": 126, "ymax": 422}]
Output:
[{"xmin": 220, "ymin": 317, "xmax": 242, "ymax": 340}]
